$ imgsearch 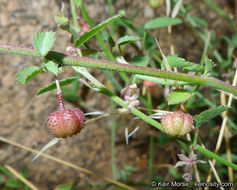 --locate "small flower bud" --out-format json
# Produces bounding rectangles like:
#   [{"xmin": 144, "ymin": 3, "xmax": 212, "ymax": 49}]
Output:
[{"xmin": 161, "ymin": 111, "xmax": 193, "ymax": 136}]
